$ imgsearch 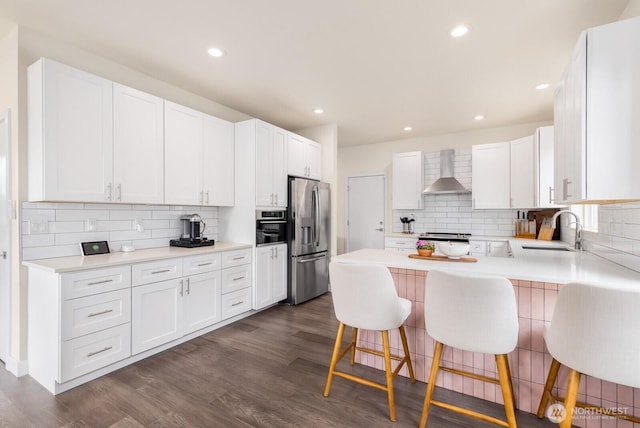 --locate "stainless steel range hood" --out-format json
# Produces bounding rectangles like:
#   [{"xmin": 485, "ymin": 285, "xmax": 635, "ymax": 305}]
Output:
[{"xmin": 423, "ymin": 149, "xmax": 470, "ymax": 194}]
